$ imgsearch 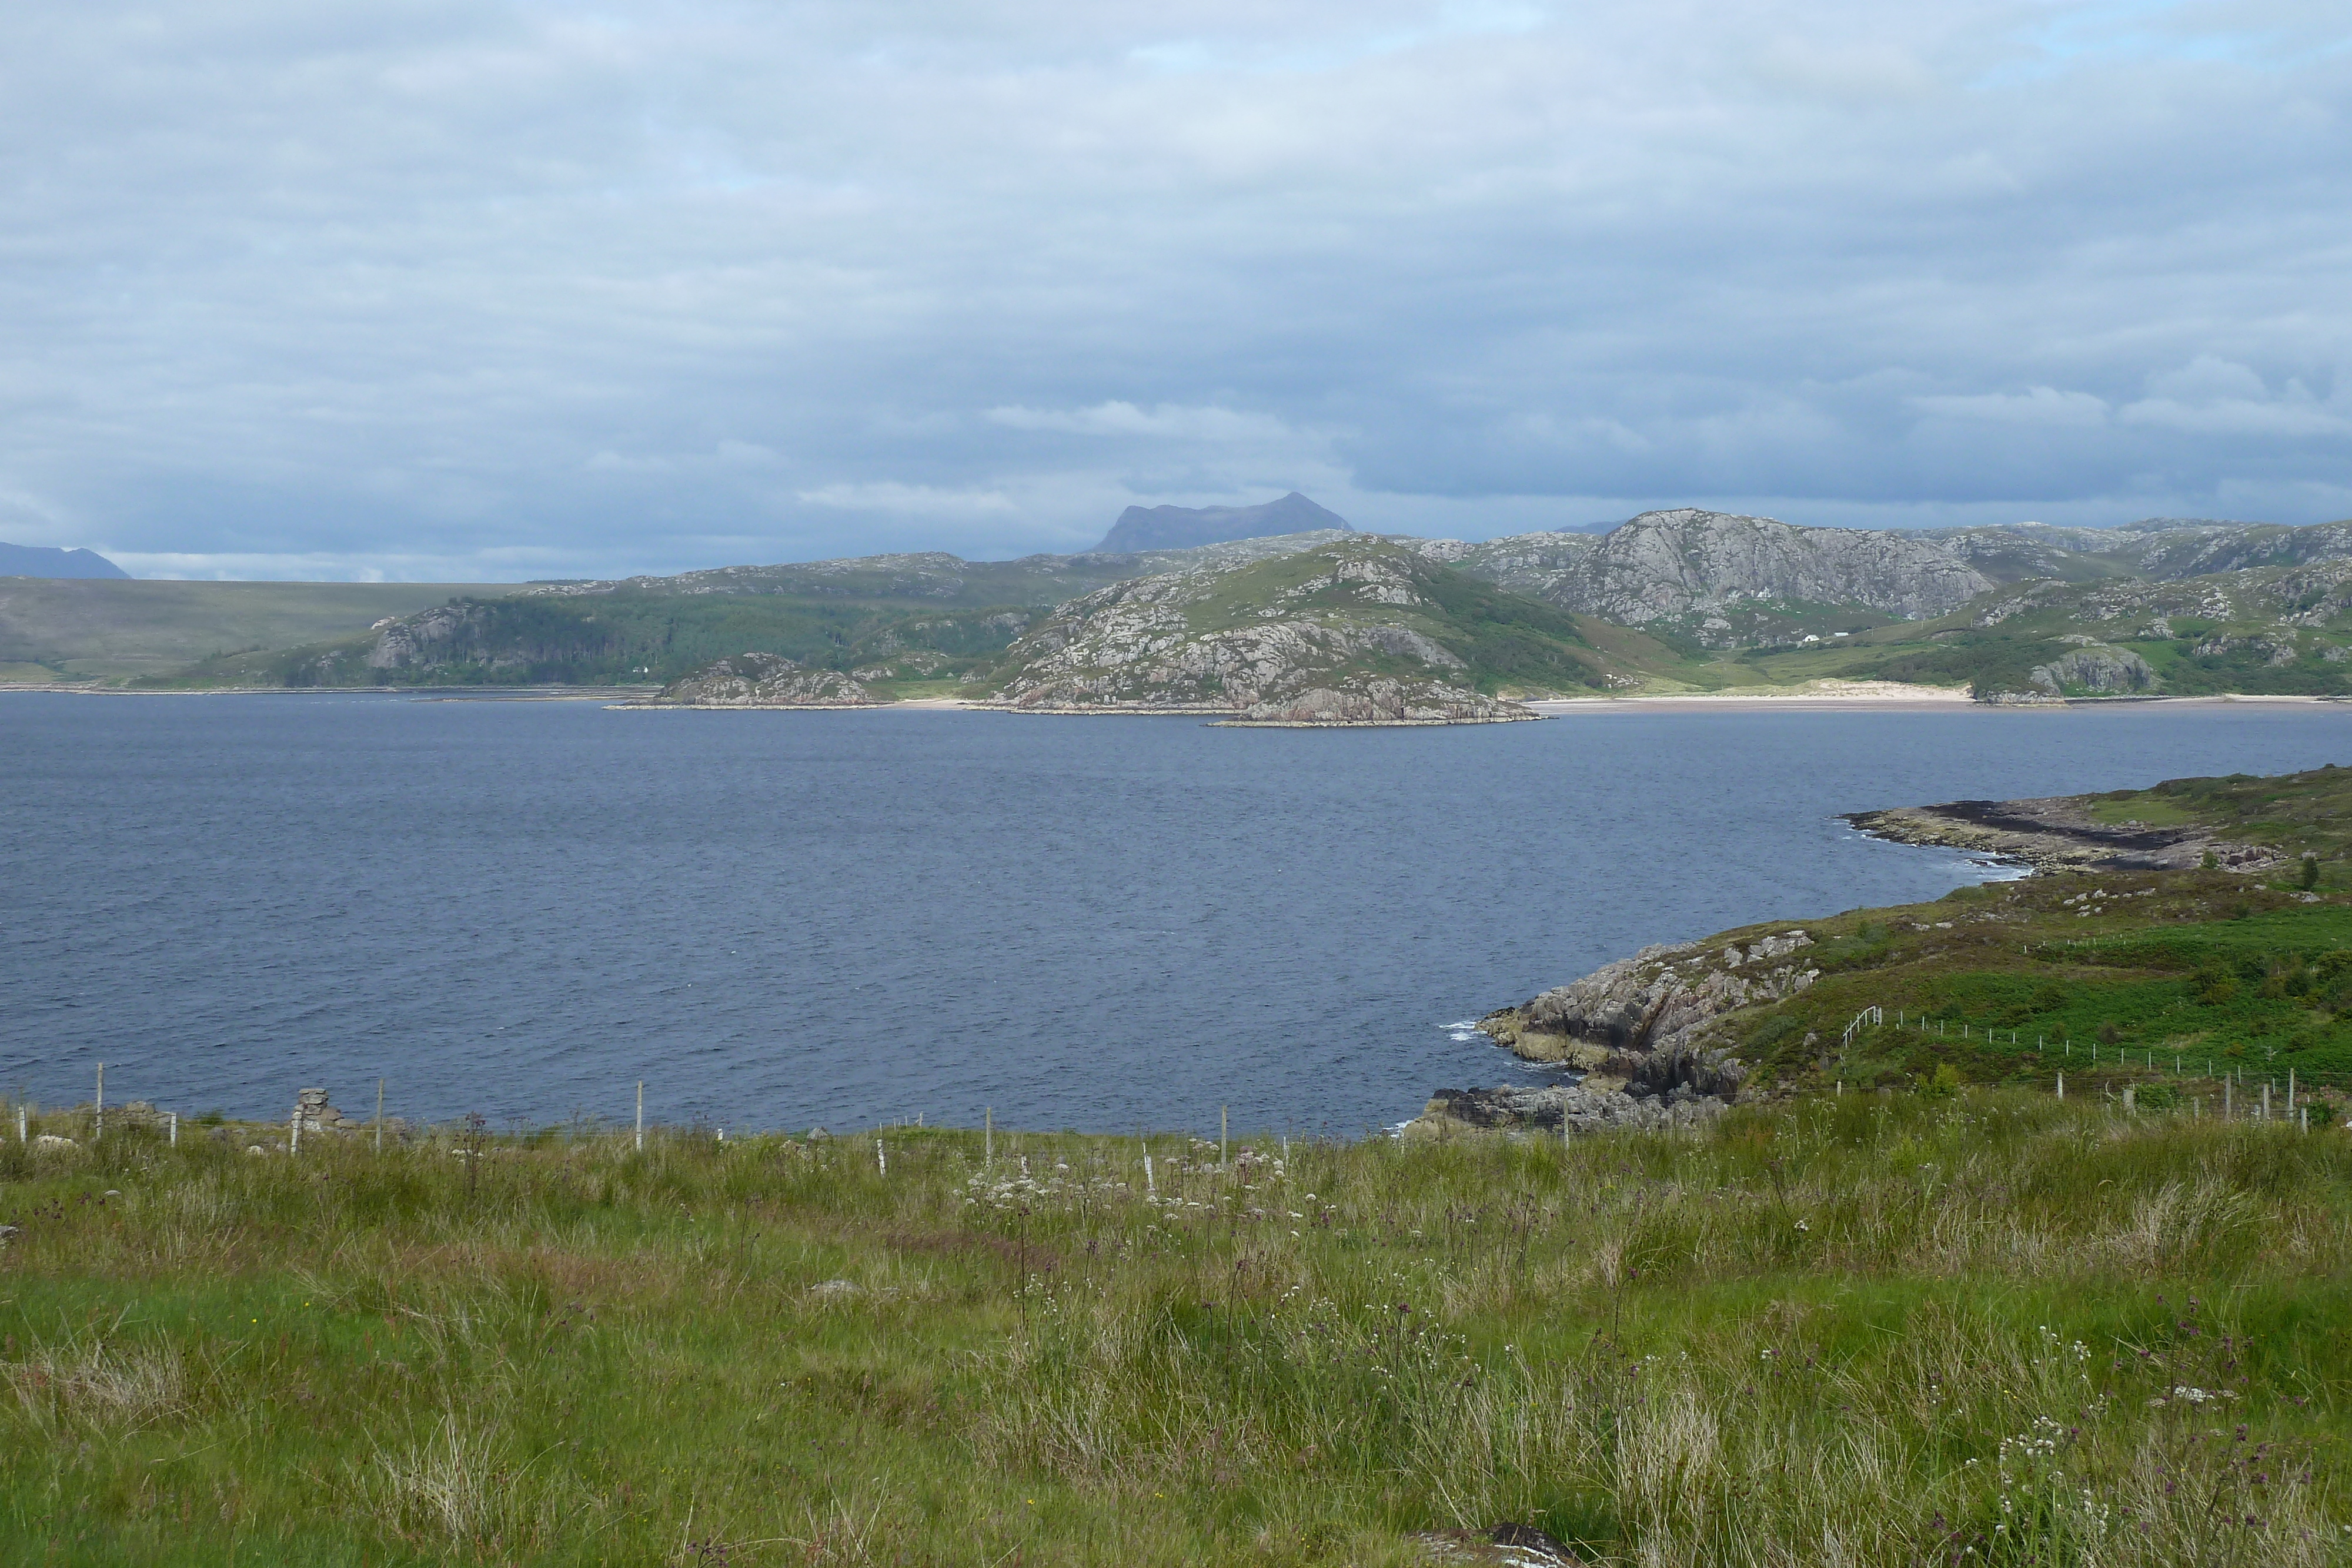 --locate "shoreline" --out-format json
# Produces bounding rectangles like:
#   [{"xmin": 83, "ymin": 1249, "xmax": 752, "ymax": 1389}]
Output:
[{"xmin": 9, "ymin": 681, "xmax": 2348, "ymax": 717}]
